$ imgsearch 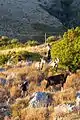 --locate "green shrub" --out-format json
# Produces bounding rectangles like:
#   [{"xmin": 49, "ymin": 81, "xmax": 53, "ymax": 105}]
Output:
[
  {"xmin": 0, "ymin": 55, "xmax": 9, "ymax": 65},
  {"xmin": 0, "ymin": 50, "xmax": 41, "ymax": 65},
  {"xmin": 46, "ymin": 36, "xmax": 56, "ymax": 43},
  {"xmin": 26, "ymin": 40, "xmax": 39, "ymax": 46},
  {"xmin": 11, "ymin": 39, "xmax": 18, "ymax": 44},
  {"xmin": 8, "ymin": 51, "xmax": 41, "ymax": 64},
  {"xmin": 27, "ymin": 52, "xmax": 41, "ymax": 61},
  {"xmin": 51, "ymin": 27, "xmax": 80, "ymax": 72}
]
